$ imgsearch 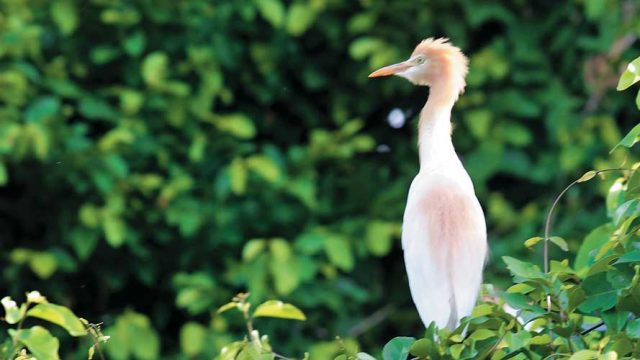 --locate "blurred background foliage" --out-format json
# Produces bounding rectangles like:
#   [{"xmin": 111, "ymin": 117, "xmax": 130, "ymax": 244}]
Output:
[{"xmin": 1, "ymin": 0, "xmax": 639, "ymax": 358}]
